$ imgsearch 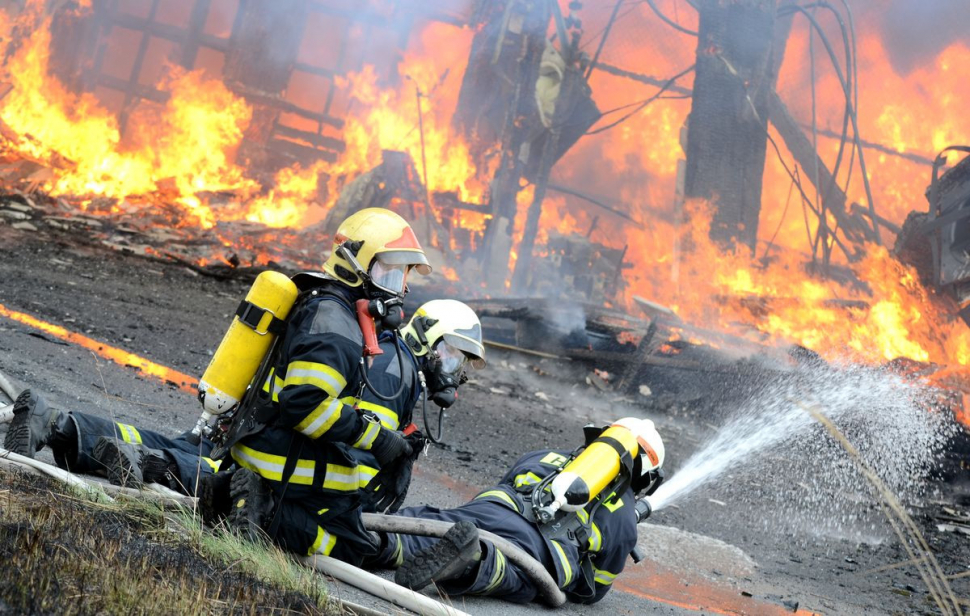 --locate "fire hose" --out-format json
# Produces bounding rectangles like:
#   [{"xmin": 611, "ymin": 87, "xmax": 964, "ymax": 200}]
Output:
[{"xmin": 361, "ymin": 512, "xmax": 567, "ymax": 608}]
